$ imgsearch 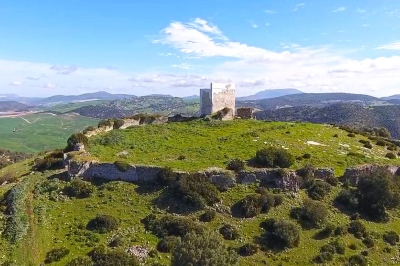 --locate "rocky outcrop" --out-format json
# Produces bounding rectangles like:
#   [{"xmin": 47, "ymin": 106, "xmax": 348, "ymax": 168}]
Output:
[
  {"xmin": 341, "ymin": 164, "xmax": 399, "ymax": 185},
  {"xmin": 313, "ymin": 168, "xmax": 335, "ymax": 180},
  {"xmin": 237, "ymin": 169, "xmax": 301, "ymax": 192},
  {"xmin": 209, "ymin": 173, "xmax": 236, "ymax": 191}
]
